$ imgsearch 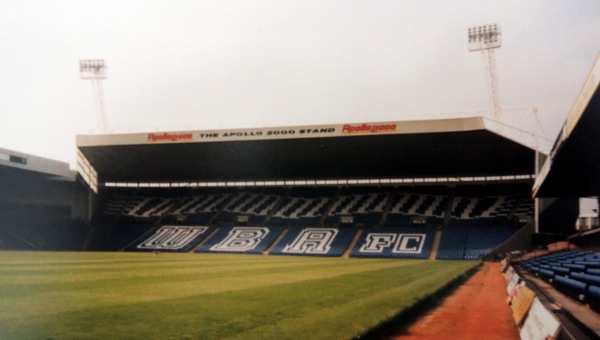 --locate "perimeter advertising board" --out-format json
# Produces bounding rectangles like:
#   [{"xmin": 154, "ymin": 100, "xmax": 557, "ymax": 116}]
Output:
[
  {"xmin": 519, "ymin": 298, "xmax": 561, "ymax": 340},
  {"xmin": 510, "ymin": 284, "xmax": 536, "ymax": 327}
]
